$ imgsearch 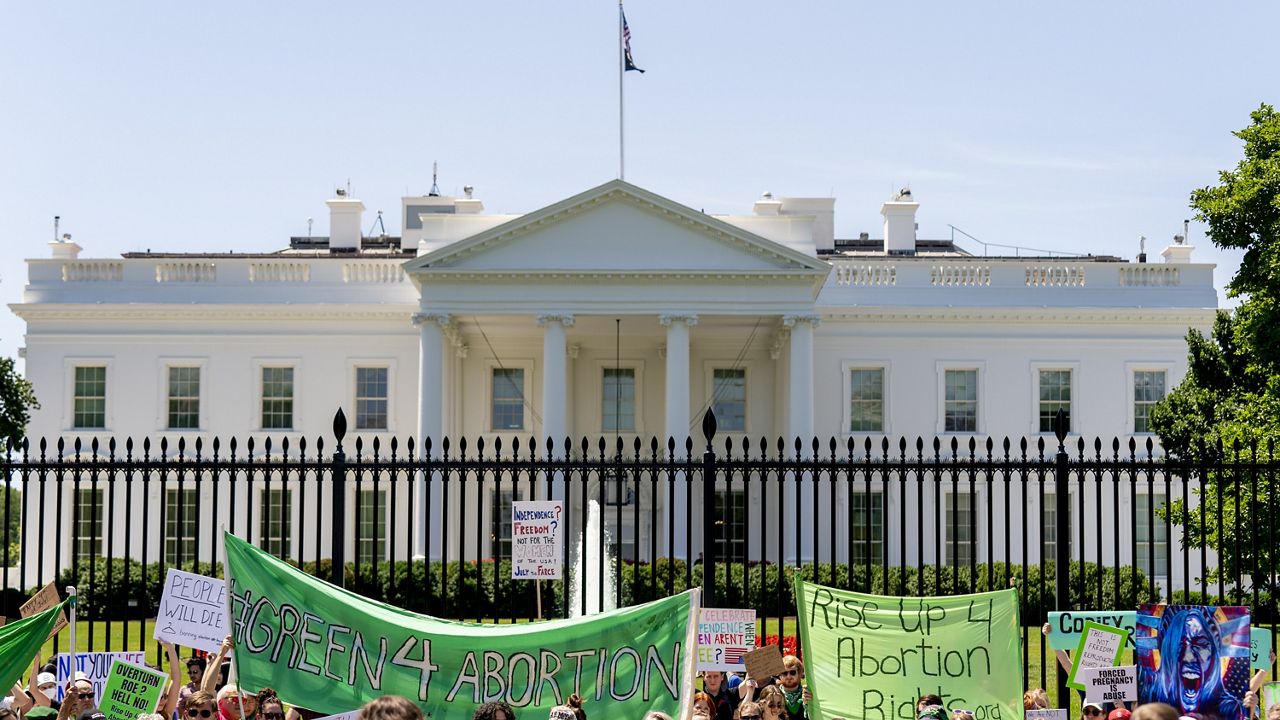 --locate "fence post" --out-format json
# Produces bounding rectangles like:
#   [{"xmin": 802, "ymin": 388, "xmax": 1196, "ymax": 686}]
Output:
[
  {"xmin": 701, "ymin": 409, "xmax": 718, "ymax": 607},
  {"xmin": 332, "ymin": 409, "xmax": 348, "ymax": 588},
  {"xmin": 1052, "ymin": 407, "xmax": 1070, "ymax": 704}
]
